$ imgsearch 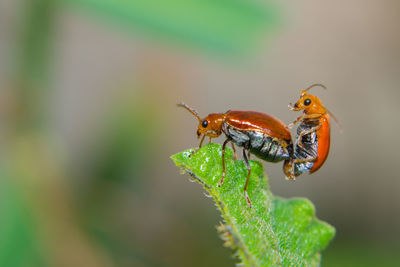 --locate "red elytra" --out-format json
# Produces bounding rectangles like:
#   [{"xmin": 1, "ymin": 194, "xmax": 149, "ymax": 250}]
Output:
[
  {"xmin": 225, "ymin": 110, "xmax": 292, "ymax": 142},
  {"xmin": 310, "ymin": 114, "xmax": 330, "ymax": 173}
]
